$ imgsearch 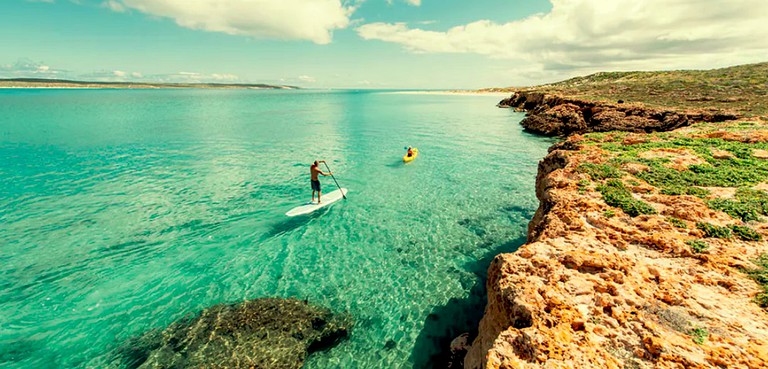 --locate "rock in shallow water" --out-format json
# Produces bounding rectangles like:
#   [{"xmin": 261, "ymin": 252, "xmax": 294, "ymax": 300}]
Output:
[{"xmin": 115, "ymin": 298, "xmax": 352, "ymax": 369}]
